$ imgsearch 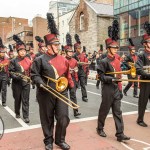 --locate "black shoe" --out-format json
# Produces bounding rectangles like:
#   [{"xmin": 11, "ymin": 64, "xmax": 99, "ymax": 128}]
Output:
[
  {"xmin": 117, "ymin": 134, "xmax": 130, "ymax": 142},
  {"xmin": 96, "ymin": 128, "xmax": 107, "ymax": 137},
  {"xmin": 45, "ymin": 143, "xmax": 53, "ymax": 150},
  {"xmin": 74, "ymin": 111, "xmax": 81, "ymax": 118},
  {"xmin": 96, "ymin": 86, "xmax": 99, "ymax": 89},
  {"xmin": 137, "ymin": 121, "xmax": 148, "ymax": 127},
  {"xmin": 82, "ymin": 97, "xmax": 88, "ymax": 102},
  {"xmin": 16, "ymin": 115, "xmax": 21, "ymax": 118},
  {"xmin": 23, "ymin": 118, "xmax": 30, "ymax": 123},
  {"xmin": 2, "ymin": 103, "xmax": 6, "ymax": 107},
  {"xmin": 123, "ymin": 89, "xmax": 127, "ymax": 96},
  {"xmin": 133, "ymin": 95, "xmax": 139, "ymax": 98},
  {"xmin": 55, "ymin": 142, "xmax": 70, "ymax": 150}
]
